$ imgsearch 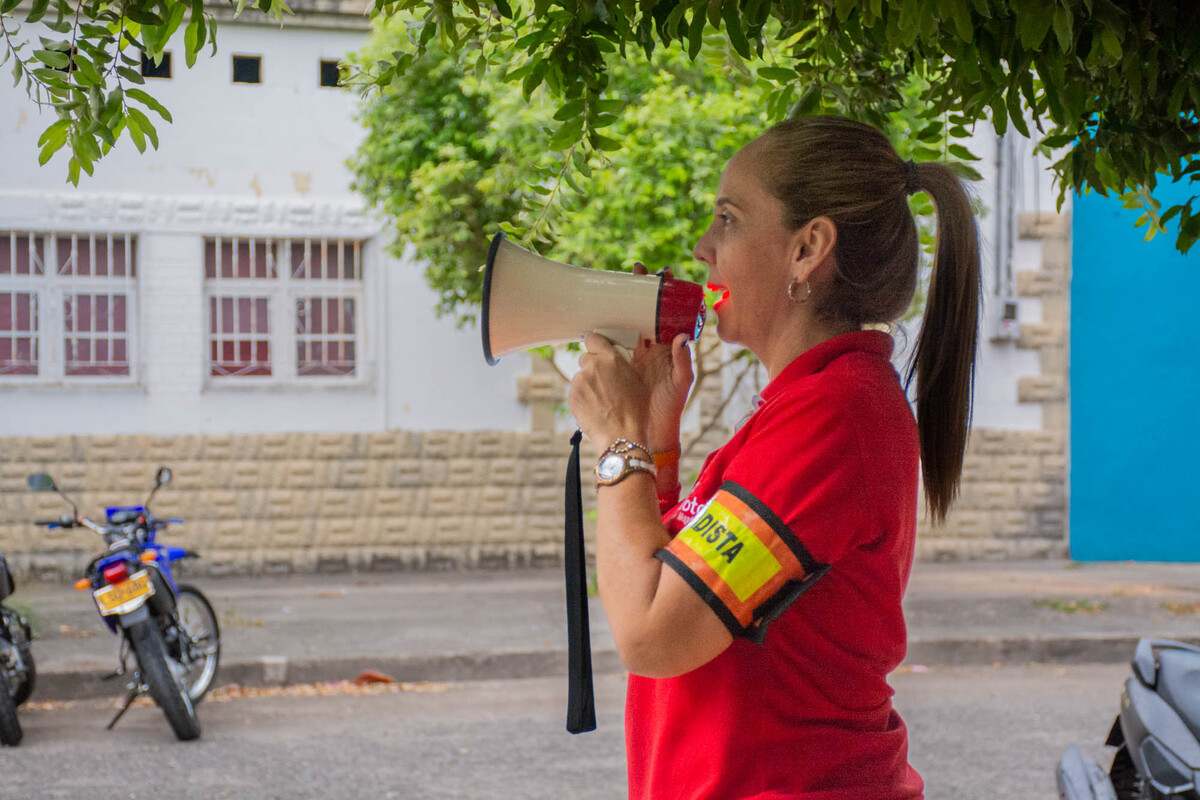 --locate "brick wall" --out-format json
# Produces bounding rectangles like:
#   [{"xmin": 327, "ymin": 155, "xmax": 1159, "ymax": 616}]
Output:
[
  {"xmin": 0, "ymin": 219, "xmax": 1072, "ymax": 575},
  {"xmin": 0, "ymin": 431, "xmax": 570, "ymax": 579},
  {"xmin": 915, "ymin": 213, "xmax": 1070, "ymax": 559}
]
